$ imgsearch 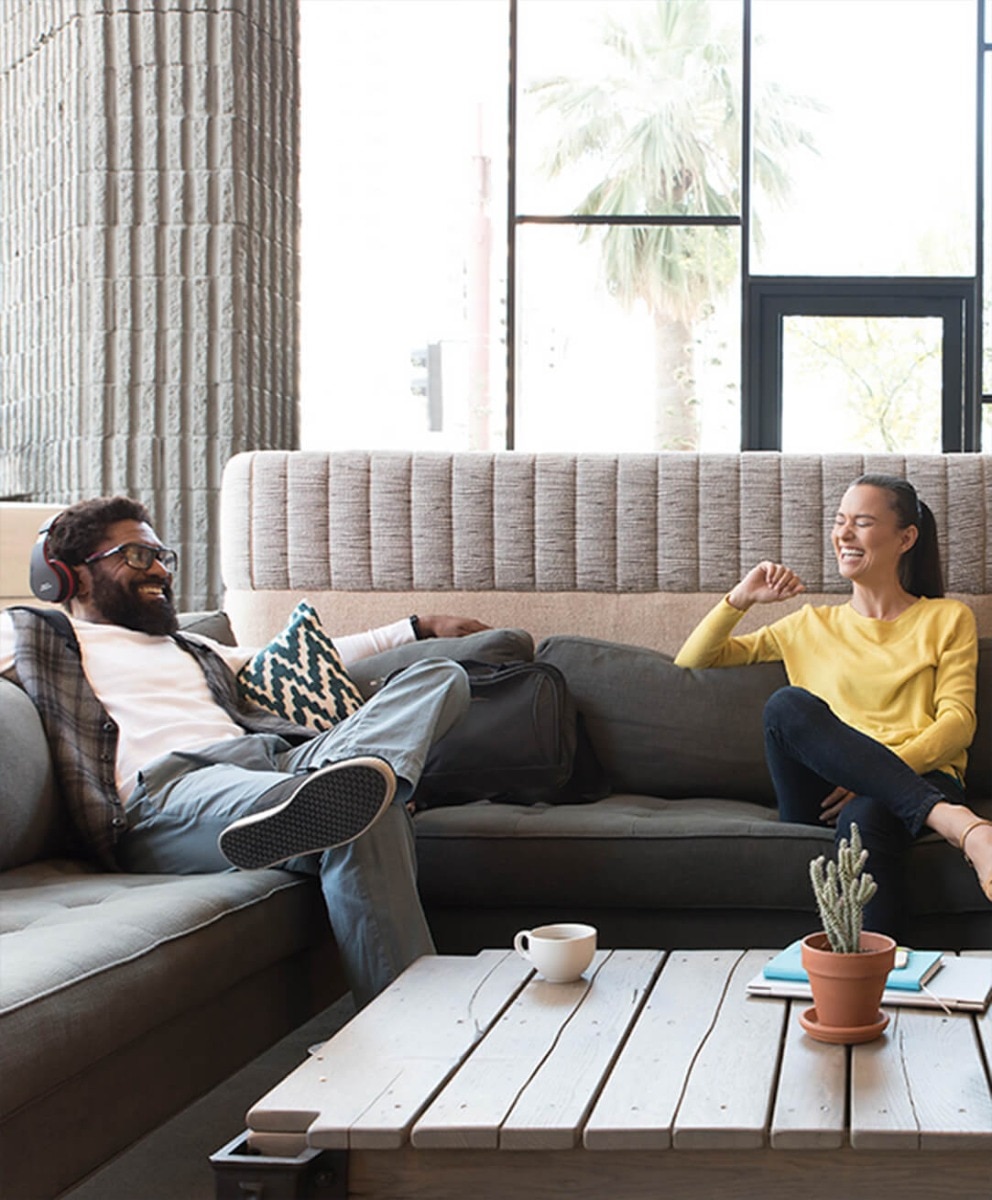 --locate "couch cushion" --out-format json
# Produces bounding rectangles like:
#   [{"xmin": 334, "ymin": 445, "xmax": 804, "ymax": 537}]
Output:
[
  {"xmin": 177, "ymin": 609, "xmax": 237, "ymax": 645},
  {"xmin": 0, "ymin": 862, "xmax": 326, "ymax": 1119},
  {"xmin": 537, "ymin": 635, "xmax": 786, "ymax": 803},
  {"xmin": 414, "ymin": 794, "xmax": 989, "ymax": 921},
  {"xmin": 0, "ymin": 678, "xmax": 65, "ymax": 870},
  {"xmin": 416, "ymin": 796, "xmax": 829, "ymax": 912},
  {"xmin": 347, "ymin": 627, "xmax": 534, "ymax": 699}
]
